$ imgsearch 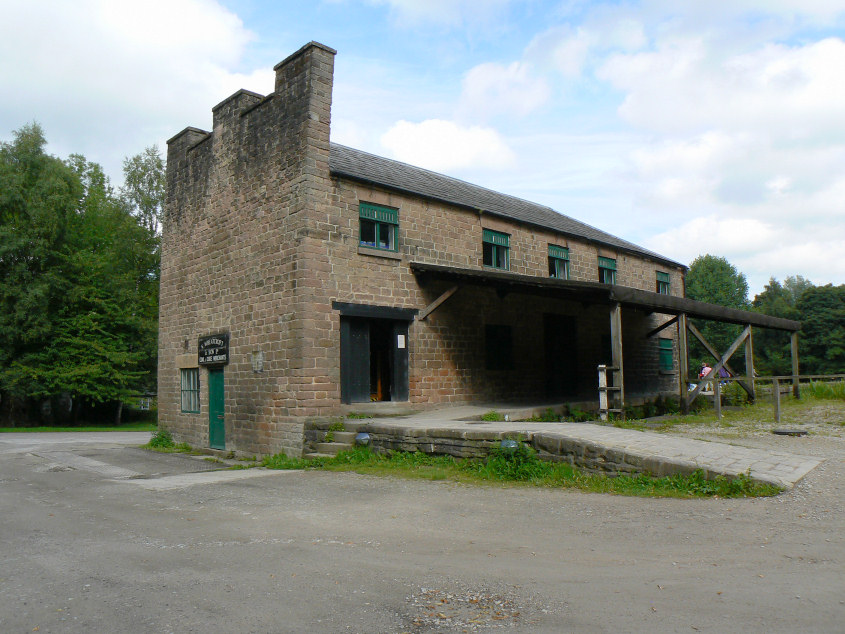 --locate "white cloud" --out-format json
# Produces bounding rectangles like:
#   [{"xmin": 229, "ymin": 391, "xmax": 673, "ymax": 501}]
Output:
[
  {"xmin": 366, "ymin": 0, "xmax": 515, "ymax": 27},
  {"xmin": 527, "ymin": 19, "xmax": 647, "ymax": 78},
  {"xmin": 0, "ymin": 0, "xmax": 270, "ymax": 182},
  {"xmin": 380, "ymin": 119, "xmax": 515, "ymax": 172},
  {"xmin": 599, "ymin": 37, "xmax": 845, "ymax": 139},
  {"xmin": 458, "ymin": 62, "xmax": 549, "ymax": 120}
]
